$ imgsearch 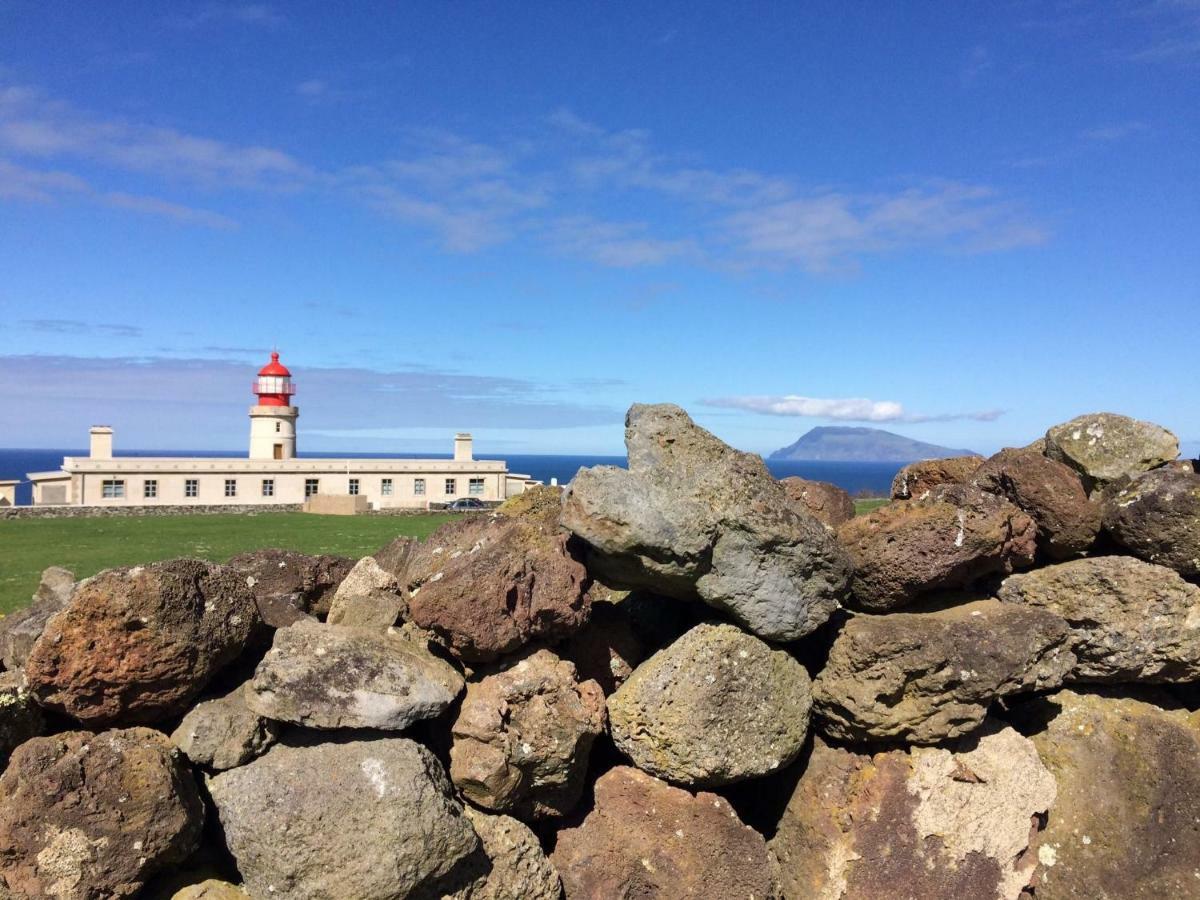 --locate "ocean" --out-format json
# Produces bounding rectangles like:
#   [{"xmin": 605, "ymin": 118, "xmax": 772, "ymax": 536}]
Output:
[{"xmin": 0, "ymin": 449, "xmax": 904, "ymax": 507}]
